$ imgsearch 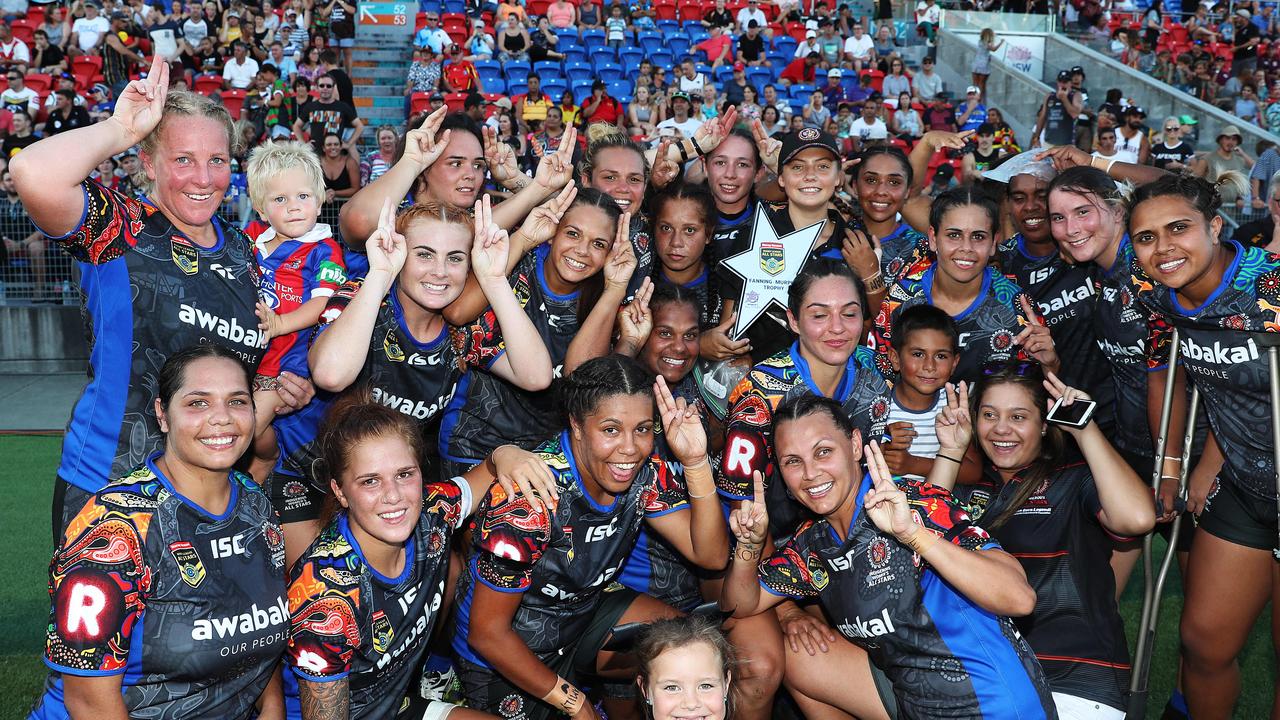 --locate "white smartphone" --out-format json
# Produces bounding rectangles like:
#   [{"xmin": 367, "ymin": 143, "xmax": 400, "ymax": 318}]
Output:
[{"xmin": 1046, "ymin": 397, "xmax": 1097, "ymax": 429}]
